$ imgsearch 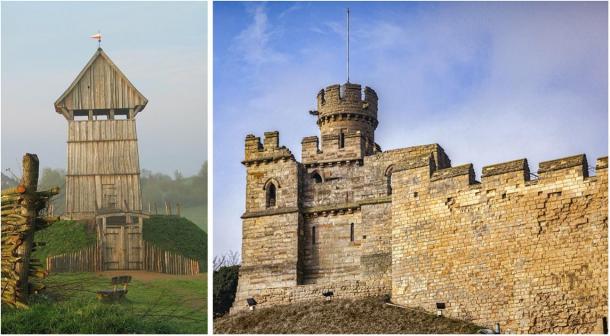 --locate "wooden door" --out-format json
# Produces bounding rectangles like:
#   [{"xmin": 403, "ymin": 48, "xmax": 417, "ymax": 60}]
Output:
[
  {"xmin": 100, "ymin": 215, "xmax": 143, "ymax": 271},
  {"xmin": 125, "ymin": 222, "xmax": 143, "ymax": 270},
  {"xmin": 103, "ymin": 227, "xmax": 122, "ymax": 270}
]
